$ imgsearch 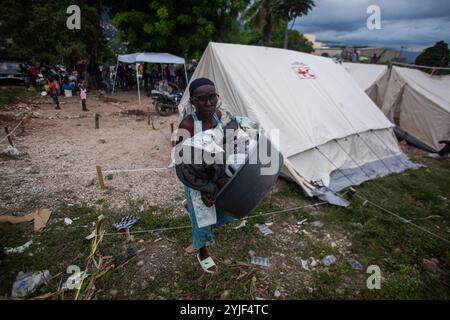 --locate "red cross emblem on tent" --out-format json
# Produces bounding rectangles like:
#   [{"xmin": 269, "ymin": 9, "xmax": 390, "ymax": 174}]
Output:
[{"xmin": 292, "ymin": 64, "xmax": 316, "ymax": 79}]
